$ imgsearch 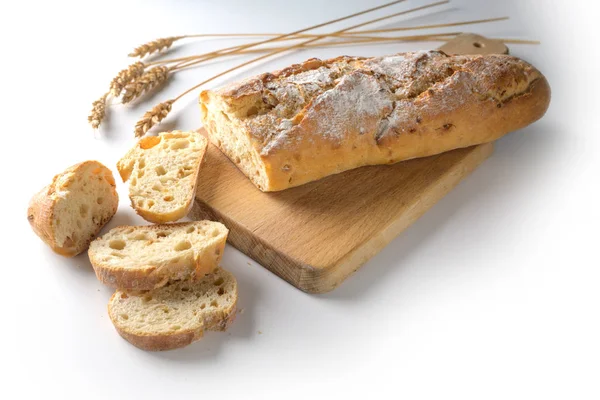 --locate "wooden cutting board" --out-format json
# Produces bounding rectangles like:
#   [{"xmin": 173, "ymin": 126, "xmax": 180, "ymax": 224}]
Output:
[{"xmin": 190, "ymin": 34, "xmax": 508, "ymax": 293}]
